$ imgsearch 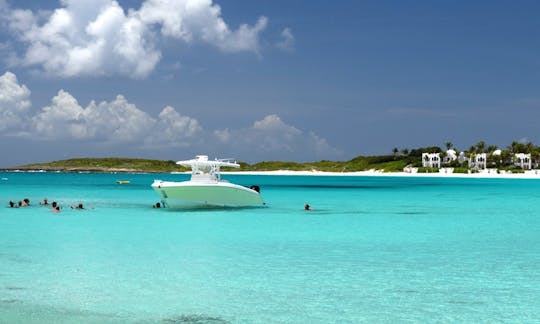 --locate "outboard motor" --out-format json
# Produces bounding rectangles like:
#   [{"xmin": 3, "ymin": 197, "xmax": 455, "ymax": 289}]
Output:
[{"xmin": 250, "ymin": 185, "xmax": 260, "ymax": 193}]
